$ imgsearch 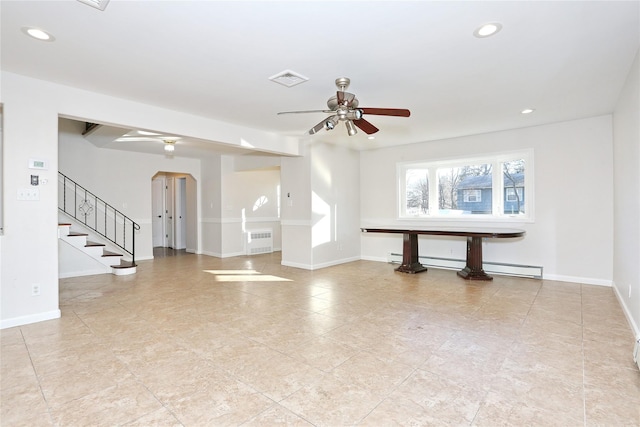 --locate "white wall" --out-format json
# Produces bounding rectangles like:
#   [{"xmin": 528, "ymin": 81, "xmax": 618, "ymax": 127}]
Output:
[
  {"xmin": 613, "ymin": 48, "xmax": 640, "ymax": 338},
  {"xmin": 1, "ymin": 87, "xmax": 61, "ymax": 327},
  {"xmin": 310, "ymin": 142, "xmax": 360, "ymax": 268},
  {"xmin": 200, "ymin": 155, "xmax": 223, "ymax": 257},
  {"xmin": 223, "ymin": 159, "xmax": 281, "ymax": 252},
  {"xmin": 360, "ymin": 115, "xmax": 614, "ymax": 286},
  {"xmin": 281, "ymin": 144, "xmax": 313, "ymax": 268},
  {"xmin": 280, "ymin": 141, "xmax": 360, "ymax": 270},
  {"xmin": 200, "ymin": 155, "xmax": 282, "ymax": 258},
  {"xmin": 58, "ymin": 118, "xmax": 202, "ymax": 261}
]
